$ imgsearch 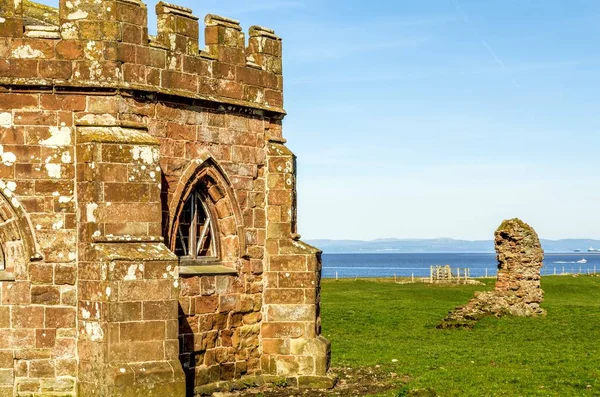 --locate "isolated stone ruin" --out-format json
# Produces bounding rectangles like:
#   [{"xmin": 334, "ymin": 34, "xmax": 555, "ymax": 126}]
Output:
[
  {"xmin": 439, "ymin": 218, "xmax": 546, "ymax": 328},
  {"xmin": 0, "ymin": 0, "xmax": 333, "ymax": 395}
]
